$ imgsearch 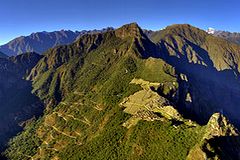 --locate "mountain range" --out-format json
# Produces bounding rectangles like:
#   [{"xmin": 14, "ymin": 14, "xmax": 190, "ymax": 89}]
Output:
[
  {"xmin": 214, "ymin": 30, "xmax": 240, "ymax": 45},
  {"xmin": 1, "ymin": 26, "xmax": 240, "ymax": 57},
  {"xmin": 0, "ymin": 23, "xmax": 240, "ymax": 160},
  {"xmin": 207, "ymin": 28, "xmax": 240, "ymax": 45},
  {"xmin": 0, "ymin": 28, "xmax": 114, "ymax": 56}
]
